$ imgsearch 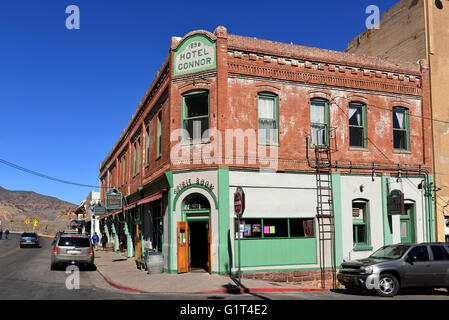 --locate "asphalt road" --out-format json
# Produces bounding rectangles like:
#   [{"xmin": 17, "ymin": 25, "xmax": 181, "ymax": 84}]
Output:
[{"xmin": 1, "ymin": 233, "xmax": 448, "ymax": 302}]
